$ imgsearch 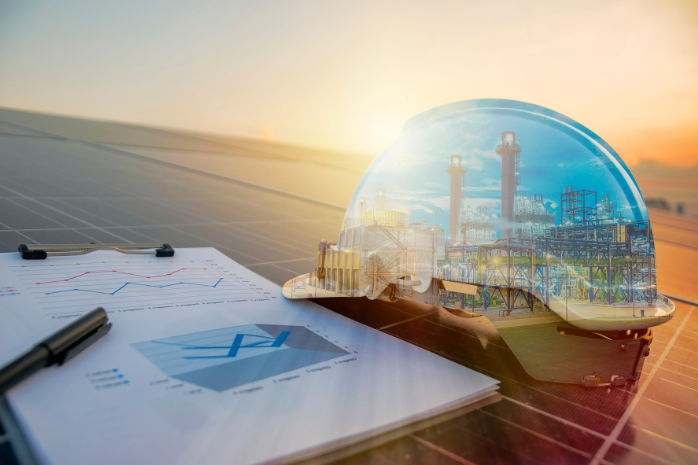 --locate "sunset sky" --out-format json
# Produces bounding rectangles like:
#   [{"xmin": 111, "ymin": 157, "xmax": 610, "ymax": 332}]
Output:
[{"xmin": 1, "ymin": 0, "xmax": 696, "ymax": 166}]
